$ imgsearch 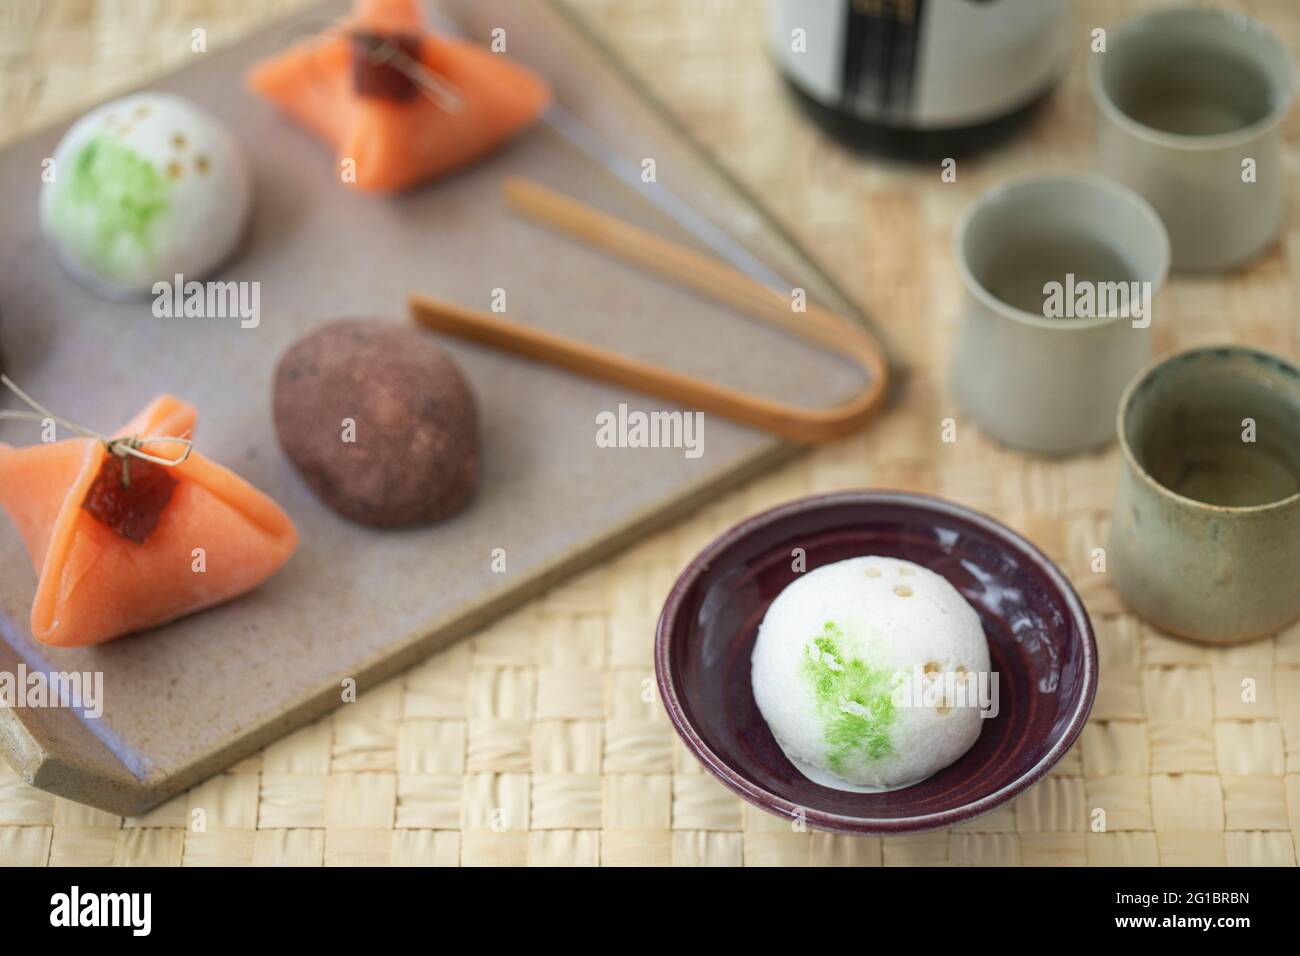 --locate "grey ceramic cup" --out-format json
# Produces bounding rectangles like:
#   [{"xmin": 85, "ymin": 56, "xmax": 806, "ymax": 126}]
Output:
[
  {"xmin": 952, "ymin": 174, "xmax": 1169, "ymax": 455},
  {"xmin": 1110, "ymin": 346, "xmax": 1300, "ymax": 644},
  {"xmin": 1090, "ymin": 7, "xmax": 1297, "ymax": 272}
]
